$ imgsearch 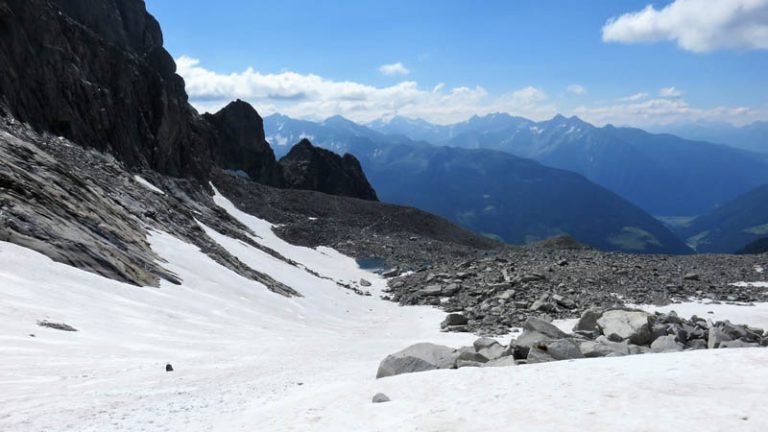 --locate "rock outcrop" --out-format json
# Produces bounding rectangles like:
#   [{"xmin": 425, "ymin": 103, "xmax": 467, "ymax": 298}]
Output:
[
  {"xmin": 279, "ymin": 139, "xmax": 379, "ymax": 201},
  {"xmin": 0, "ymin": 0, "xmax": 211, "ymax": 180},
  {"xmin": 203, "ymin": 100, "xmax": 284, "ymax": 187}
]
